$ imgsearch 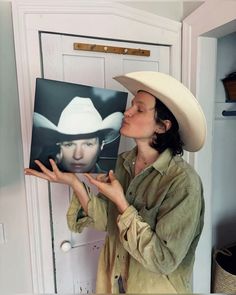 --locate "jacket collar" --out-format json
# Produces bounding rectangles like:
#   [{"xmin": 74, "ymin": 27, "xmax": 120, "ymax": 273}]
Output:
[{"xmin": 122, "ymin": 147, "xmax": 173, "ymax": 176}]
